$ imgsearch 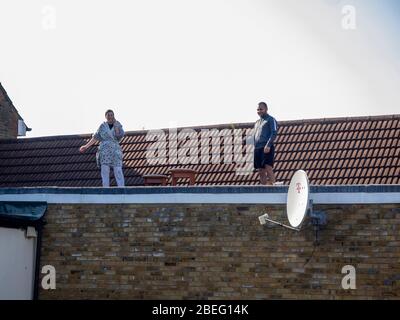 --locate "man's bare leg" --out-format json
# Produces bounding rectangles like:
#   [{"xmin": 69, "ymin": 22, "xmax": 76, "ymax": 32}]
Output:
[
  {"xmin": 265, "ymin": 165, "xmax": 276, "ymax": 185},
  {"xmin": 258, "ymin": 168, "xmax": 270, "ymax": 185}
]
